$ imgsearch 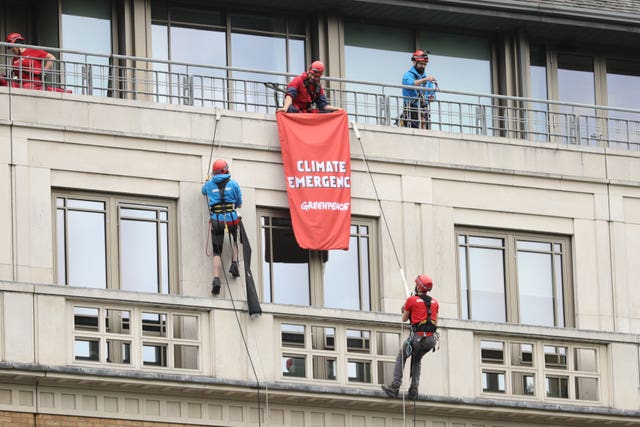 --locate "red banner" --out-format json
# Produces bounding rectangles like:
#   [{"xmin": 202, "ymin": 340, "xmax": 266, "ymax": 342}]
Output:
[{"xmin": 276, "ymin": 111, "xmax": 351, "ymax": 250}]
